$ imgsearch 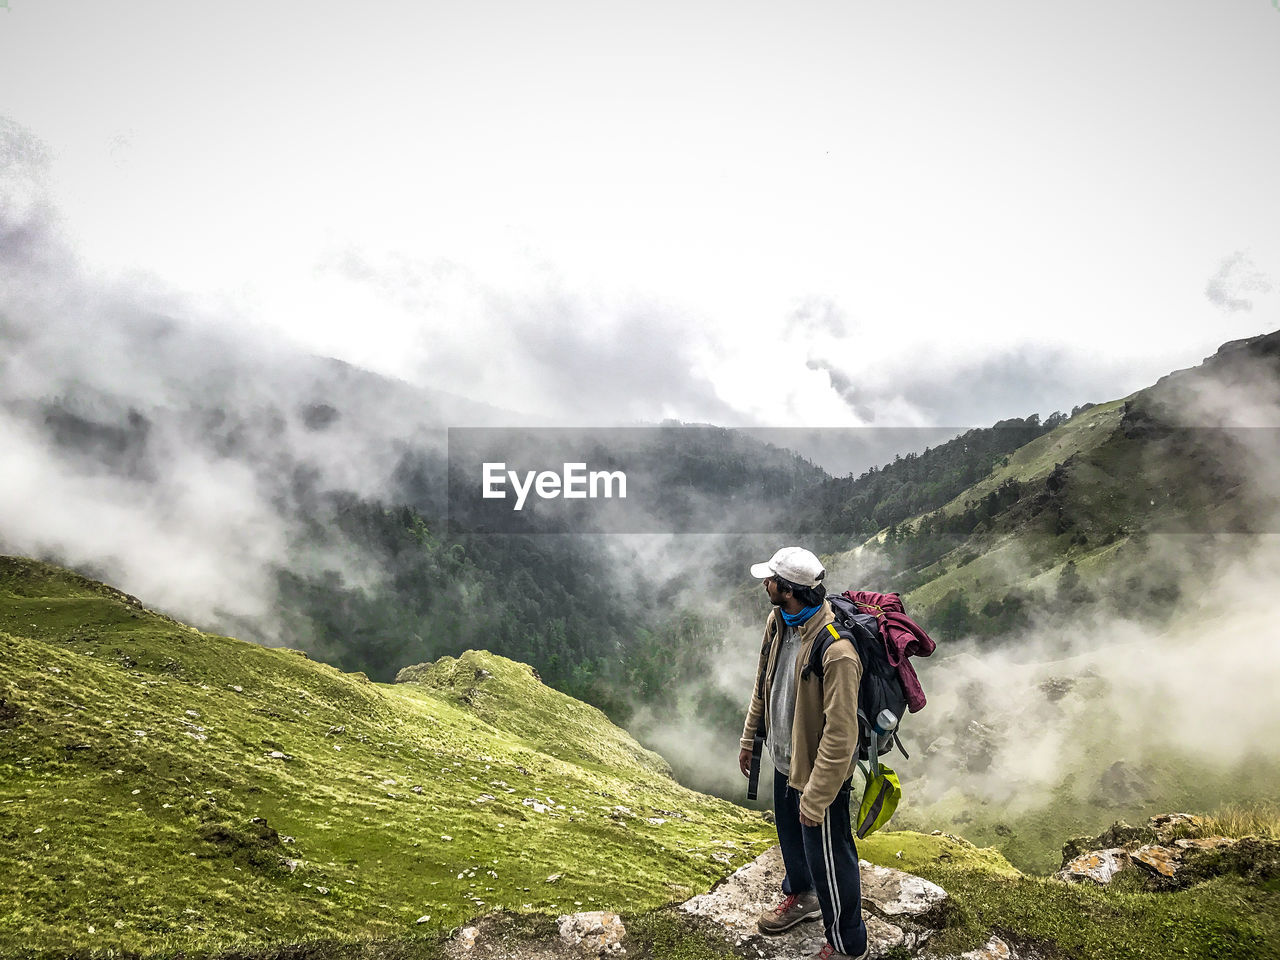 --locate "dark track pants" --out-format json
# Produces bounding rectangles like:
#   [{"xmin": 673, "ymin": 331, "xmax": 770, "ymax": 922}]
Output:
[{"xmin": 774, "ymin": 770, "xmax": 868, "ymax": 957}]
